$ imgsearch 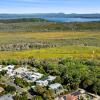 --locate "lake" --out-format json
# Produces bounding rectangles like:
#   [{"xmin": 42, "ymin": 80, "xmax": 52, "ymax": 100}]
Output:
[
  {"xmin": 0, "ymin": 16, "xmax": 100, "ymax": 22},
  {"xmin": 43, "ymin": 17, "xmax": 100, "ymax": 22}
]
